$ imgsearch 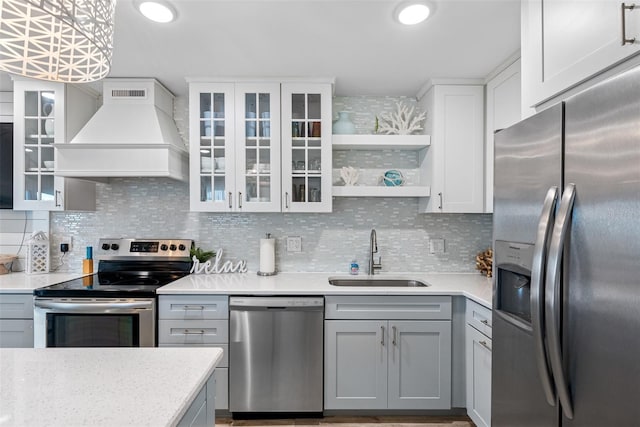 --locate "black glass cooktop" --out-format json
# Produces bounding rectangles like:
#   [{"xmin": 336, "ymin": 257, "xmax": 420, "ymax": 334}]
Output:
[{"xmin": 34, "ymin": 261, "xmax": 192, "ymax": 298}]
